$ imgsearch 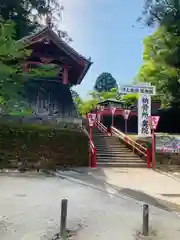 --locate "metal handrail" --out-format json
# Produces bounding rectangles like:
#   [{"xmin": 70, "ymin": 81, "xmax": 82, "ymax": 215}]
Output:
[
  {"xmin": 111, "ymin": 127, "xmax": 147, "ymax": 155},
  {"xmin": 82, "ymin": 117, "xmax": 97, "ymax": 168},
  {"xmin": 90, "ymin": 140, "xmax": 95, "ymax": 153},
  {"xmin": 95, "ymin": 120, "xmax": 108, "ymax": 135},
  {"xmin": 89, "ymin": 140, "xmax": 96, "ymax": 168},
  {"xmin": 111, "ymin": 126, "xmax": 151, "ymax": 168}
]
